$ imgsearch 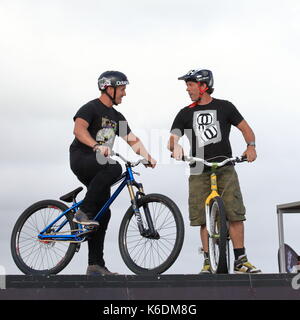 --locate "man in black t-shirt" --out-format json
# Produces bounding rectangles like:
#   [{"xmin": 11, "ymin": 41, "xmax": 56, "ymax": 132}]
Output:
[
  {"xmin": 168, "ymin": 69, "xmax": 261, "ymax": 274},
  {"xmin": 70, "ymin": 71, "xmax": 156, "ymax": 276}
]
